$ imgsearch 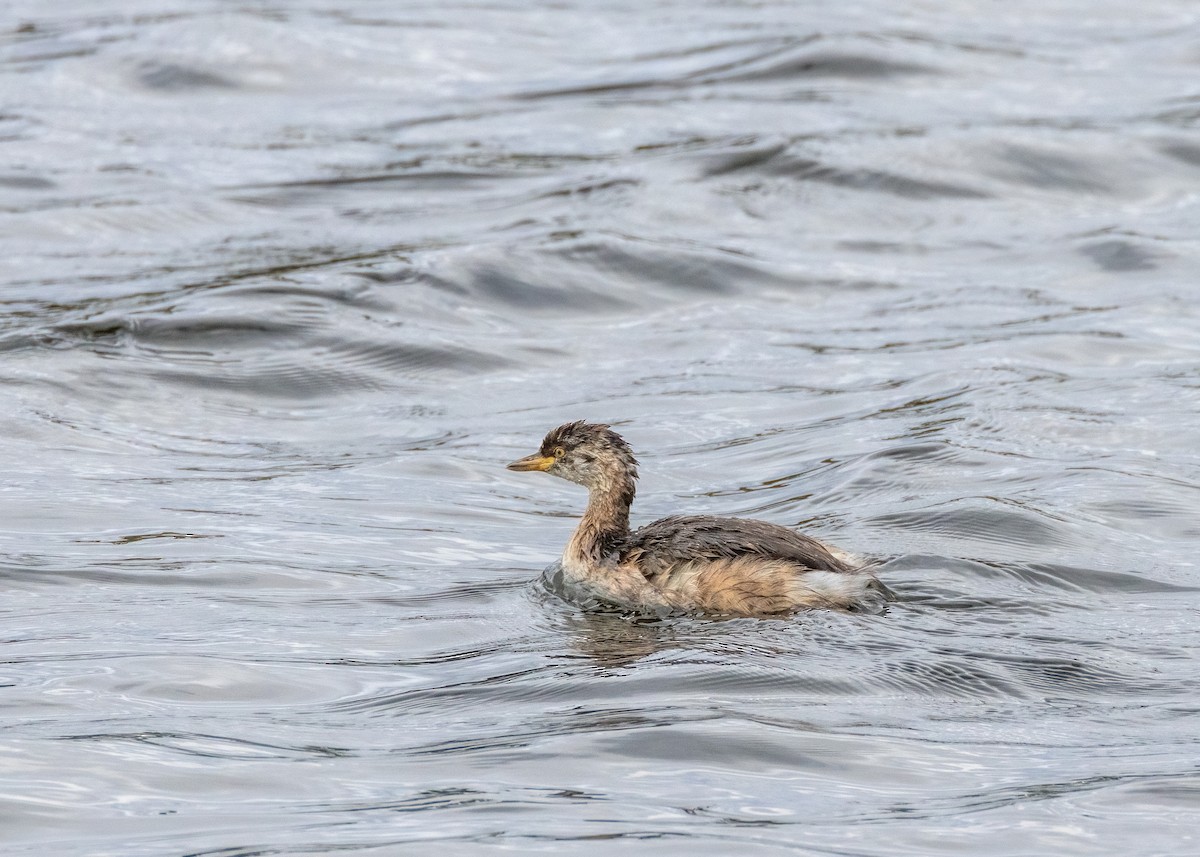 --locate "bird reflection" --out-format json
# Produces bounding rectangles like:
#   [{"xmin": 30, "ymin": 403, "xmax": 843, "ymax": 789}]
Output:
[{"xmin": 561, "ymin": 611, "xmax": 674, "ymax": 669}]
